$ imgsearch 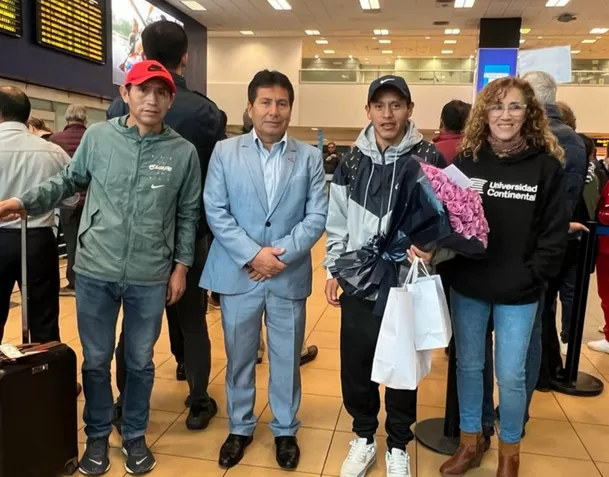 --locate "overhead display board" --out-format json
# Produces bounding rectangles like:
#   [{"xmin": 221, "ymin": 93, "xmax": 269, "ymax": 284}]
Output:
[
  {"xmin": 35, "ymin": 0, "xmax": 106, "ymax": 64},
  {"xmin": 0, "ymin": 0, "xmax": 22, "ymax": 38}
]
